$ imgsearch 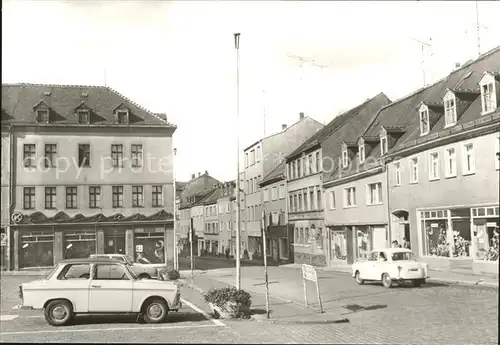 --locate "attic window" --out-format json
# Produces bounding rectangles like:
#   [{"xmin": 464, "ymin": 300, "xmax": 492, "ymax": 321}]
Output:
[
  {"xmin": 77, "ymin": 109, "xmax": 90, "ymax": 124},
  {"xmin": 116, "ymin": 110, "xmax": 129, "ymax": 124},
  {"xmin": 342, "ymin": 148, "xmax": 349, "ymax": 168},
  {"xmin": 36, "ymin": 109, "xmax": 49, "ymax": 123},
  {"xmin": 419, "ymin": 108, "xmax": 430, "ymax": 136},
  {"xmin": 444, "ymin": 93, "xmax": 457, "ymax": 127},
  {"xmin": 481, "ymin": 82, "xmax": 495, "ymax": 114},
  {"xmin": 359, "ymin": 144, "xmax": 365, "ymax": 164},
  {"xmin": 380, "ymin": 136, "xmax": 388, "ymax": 156}
]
